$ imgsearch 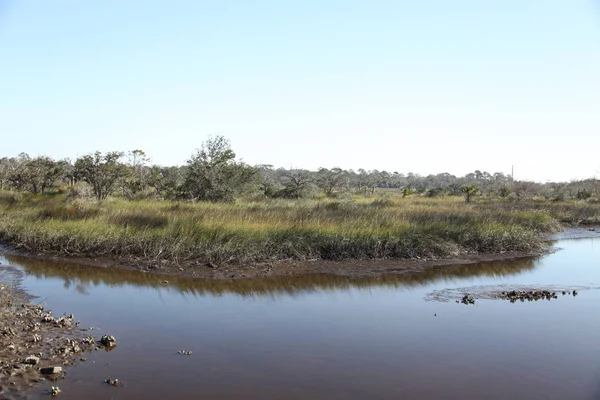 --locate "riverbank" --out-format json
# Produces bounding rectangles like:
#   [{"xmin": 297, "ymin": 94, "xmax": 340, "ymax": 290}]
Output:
[
  {"xmin": 5, "ymin": 225, "xmax": 598, "ymax": 281},
  {"xmin": 2, "ymin": 245, "xmax": 553, "ymax": 281},
  {"xmin": 0, "ymin": 193, "xmax": 598, "ymax": 279},
  {"xmin": 0, "ymin": 265, "xmax": 113, "ymax": 398}
]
